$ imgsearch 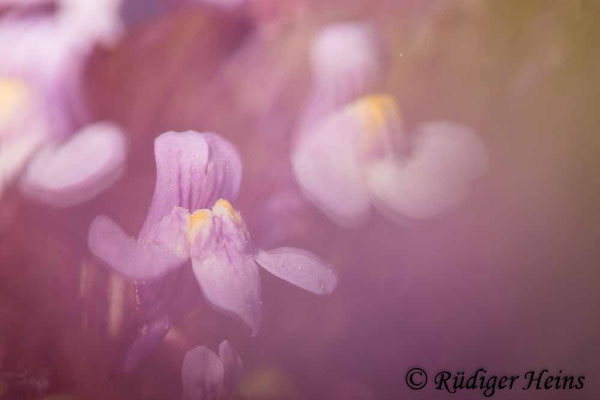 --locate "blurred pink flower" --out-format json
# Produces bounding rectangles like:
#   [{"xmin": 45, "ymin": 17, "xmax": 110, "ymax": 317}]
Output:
[
  {"xmin": 0, "ymin": 0, "xmax": 127, "ymax": 206},
  {"xmin": 292, "ymin": 94, "xmax": 488, "ymax": 225},
  {"xmin": 181, "ymin": 340, "xmax": 242, "ymax": 400},
  {"xmin": 88, "ymin": 131, "xmax": 337, "ymax": 337},
  {"xmin": 248, "ymin": 21, "xmax": 383, "ymax": 245}
]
